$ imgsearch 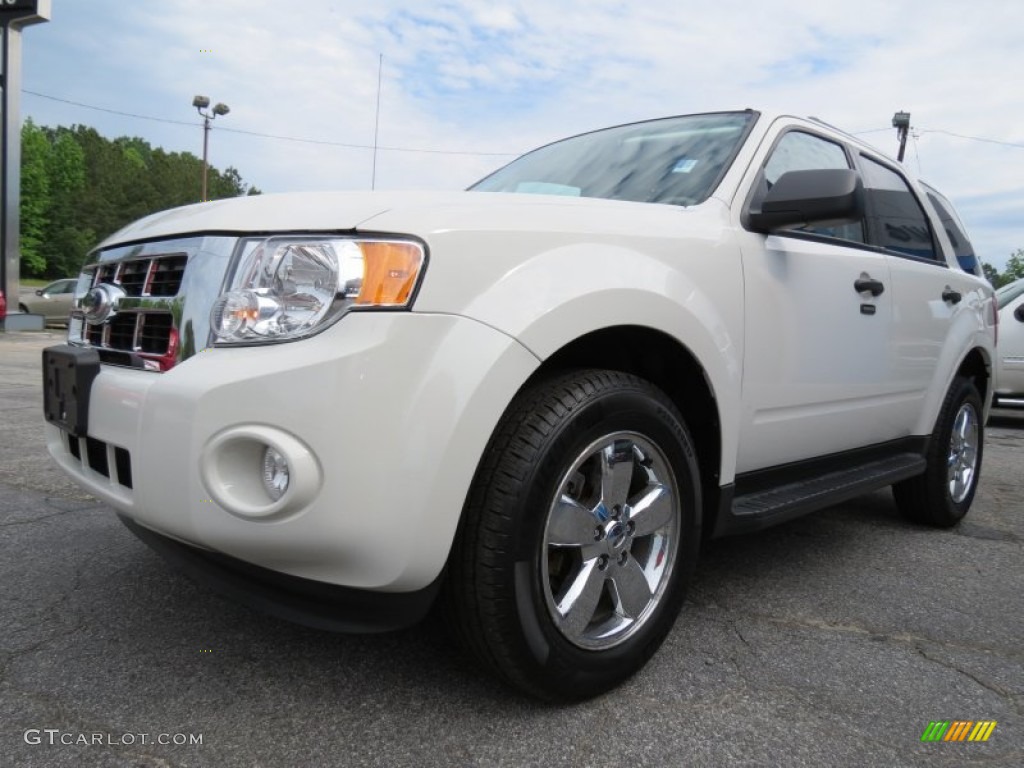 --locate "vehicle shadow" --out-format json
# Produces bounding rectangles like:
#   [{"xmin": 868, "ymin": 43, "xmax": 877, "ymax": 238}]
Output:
[{"xmin": 988, "ymin": 405, "xmax": 1024, "ymax": 429}]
